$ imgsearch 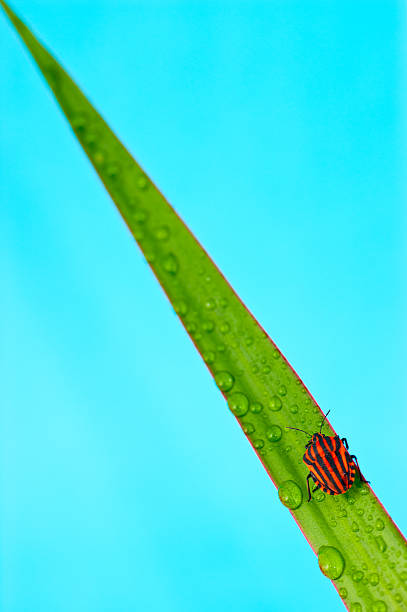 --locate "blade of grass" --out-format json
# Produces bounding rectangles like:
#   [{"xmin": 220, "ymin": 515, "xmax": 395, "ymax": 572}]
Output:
[{"xmin": 2, "ymin": 2, "xmax": 406, "ymax": 610}]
